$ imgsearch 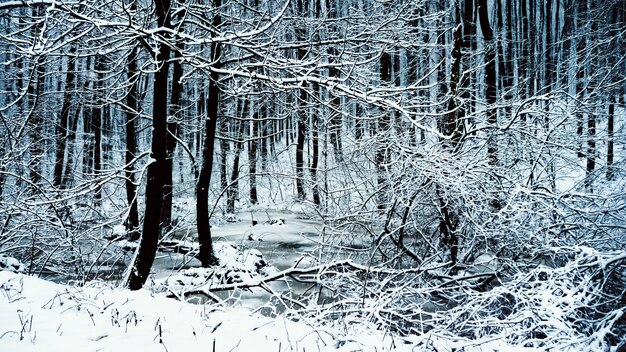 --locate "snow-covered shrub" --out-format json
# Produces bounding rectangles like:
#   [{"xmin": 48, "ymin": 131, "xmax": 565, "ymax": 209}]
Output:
[
  {"xmin": 296, "ymin": 247, "xmax": 625, "ymax": 351},
  {"xmin": 0, "ymin": 255, "xmax": 26, "ymax": 273},
  {"xmin": 155, "ymin": 242, "xmax": 275, "ymax": 295}
]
